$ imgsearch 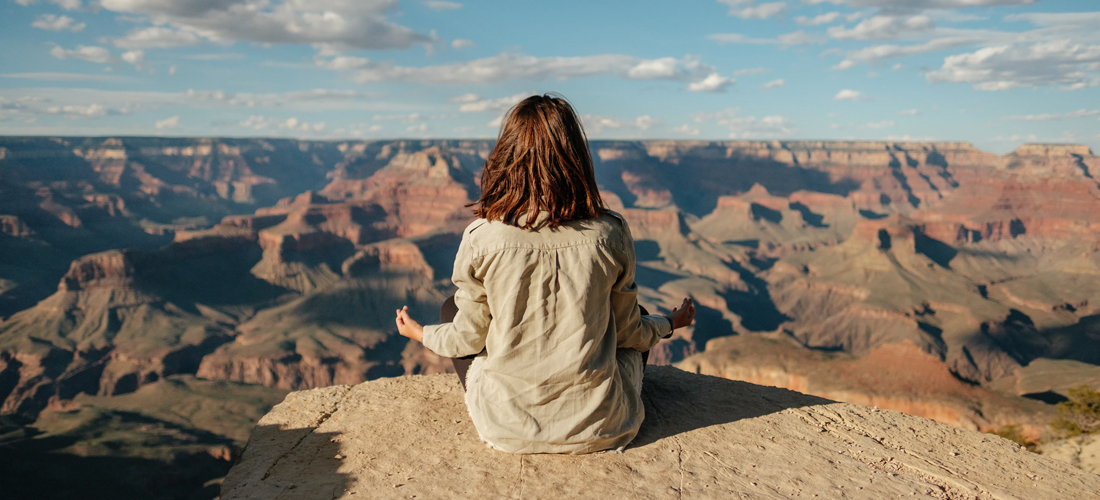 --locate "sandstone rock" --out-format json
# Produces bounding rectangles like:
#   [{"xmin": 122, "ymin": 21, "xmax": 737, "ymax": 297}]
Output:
[
  {"xmin": 1040, "ymin": 434, "xmax": 1100, "ymax": 474},
  {"xmin": 222, "ymin": 366, "xmax": 1100, "ymax": 499}
]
